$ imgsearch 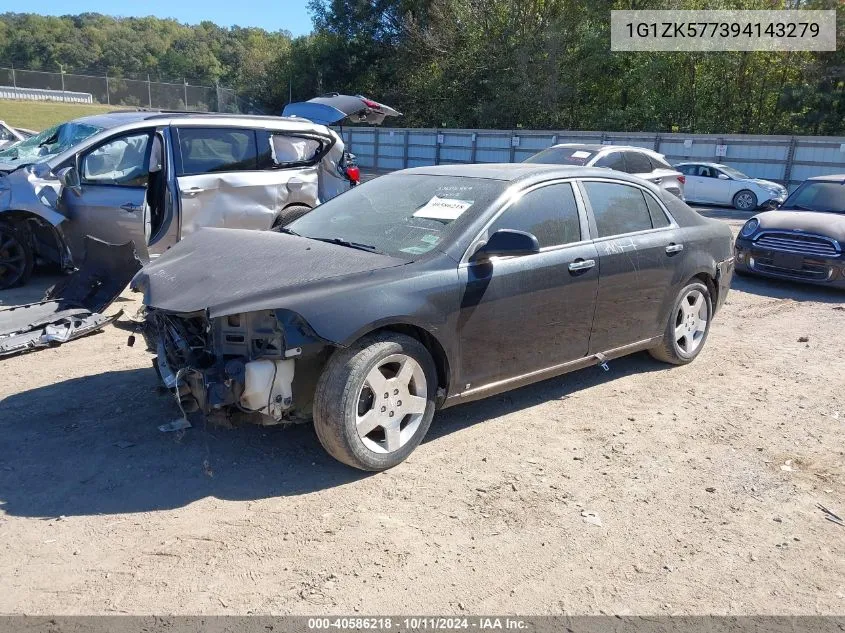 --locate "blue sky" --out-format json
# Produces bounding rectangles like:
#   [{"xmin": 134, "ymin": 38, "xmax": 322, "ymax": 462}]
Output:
[{"xmin": 24, "ymin": 0, "xmax": 315, "ymax": 36}]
